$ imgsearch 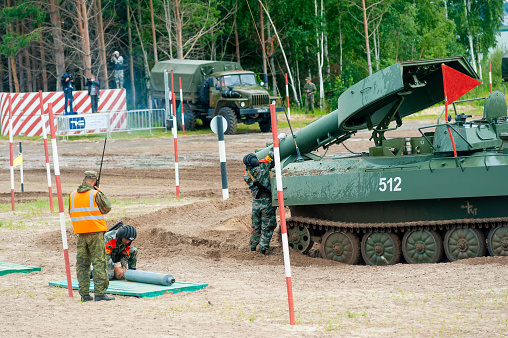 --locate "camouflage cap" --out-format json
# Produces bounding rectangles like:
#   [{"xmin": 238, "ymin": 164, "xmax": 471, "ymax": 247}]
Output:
[
  {"xmin": 306, "ymin": 77, "xmax": 311, "ymax": 81},
  {"xmin": 84, "ymin": 170, "xmax": 98, "ymax": 179}
]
